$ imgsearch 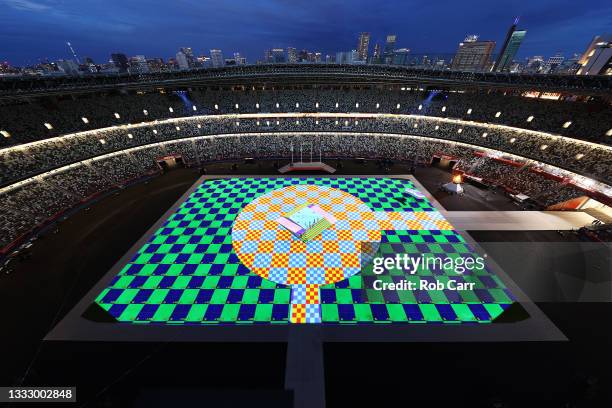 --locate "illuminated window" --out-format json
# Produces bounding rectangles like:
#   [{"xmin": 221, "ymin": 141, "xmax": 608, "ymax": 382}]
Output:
[
  {"xmin": 527, "ymin": 116, "xmax": 534, "ymax": 122},
  {"xmin": 127, "ymin": 133, "xmax": 133, "ymax": 139},
  {"xmin": 256, "ymin": 121, "xmax": 260, "ymax": 126},
  {"xmin": 344, "ymin": 120, "xmax": 349, "ymax": 126},
  {"xmin": 81, "ymin": 117, "xmax": 89, "ymax": 124},
  {"xmin": 114, "ymin": 112, "xmax": 121, "ymax": 119},
  {"xmin": 482, "ymin": 132, "xmax": 488, "ymax": 138},
  {"xmin": 562, "ymin": 121, "xmax": 572, "ymax": 128},
  {"xmin": 315, "ymin": 120, "xmax": 319, "ymax": 125},
  {"xmin": 575, "ymin": 153, "xmax": 584, "ymax": 160},
  {"xmin": 276, "ymin": 120, "xmax": 280, "ymax": 125},
  {"xmin": 143, "ymin": 109, "xmax": 149, "ymax": 115},
  {"xmin": 466, "ymin": 108, "xmax": 472, "ymax": 115},
  {"xmin": 335, "ymin": 120, "xmax": 339, "ymax": 125},
  {"xmin": 441, "ymin": 106, "xmax": 446, "ymax": 112},
  {"xmin": 266, "ymin": 120, "xmax": 270, "ymax": 126},
  {"xmin": 1, "ymin": 130, "xmax": 11, "ymax": 138},
  {"xmin": 540, "ymin": 144, "xmax": 548, "ymax": 150},
  {"xmin": 510, "ymin": 138, "xmax": 516, "ymax": 143},
  {"xmin": 99, "ymin": 139, "xmax": 106, "ymax": 144},
  {"xmin": 169, "ymin": 107, "xmax": 174, "ymax": 113},
  {"xmin": 495, "ymin": 111, "xmax": 501, "ymax": 118}
]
